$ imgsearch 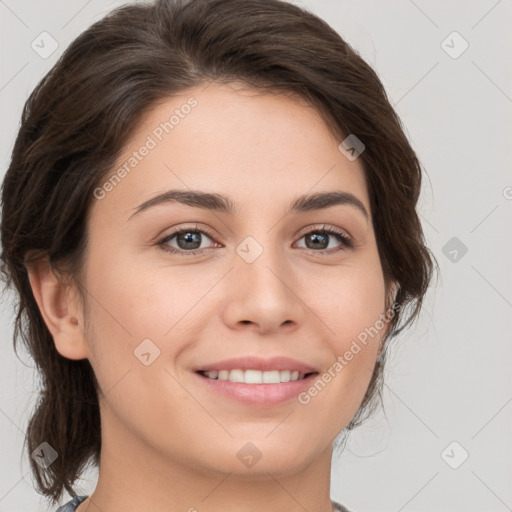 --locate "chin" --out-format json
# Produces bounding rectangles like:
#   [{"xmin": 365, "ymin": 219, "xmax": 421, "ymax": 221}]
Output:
[{"xmin": 197, "ymin": 434, "xmax": 325, "ymax": 479}]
